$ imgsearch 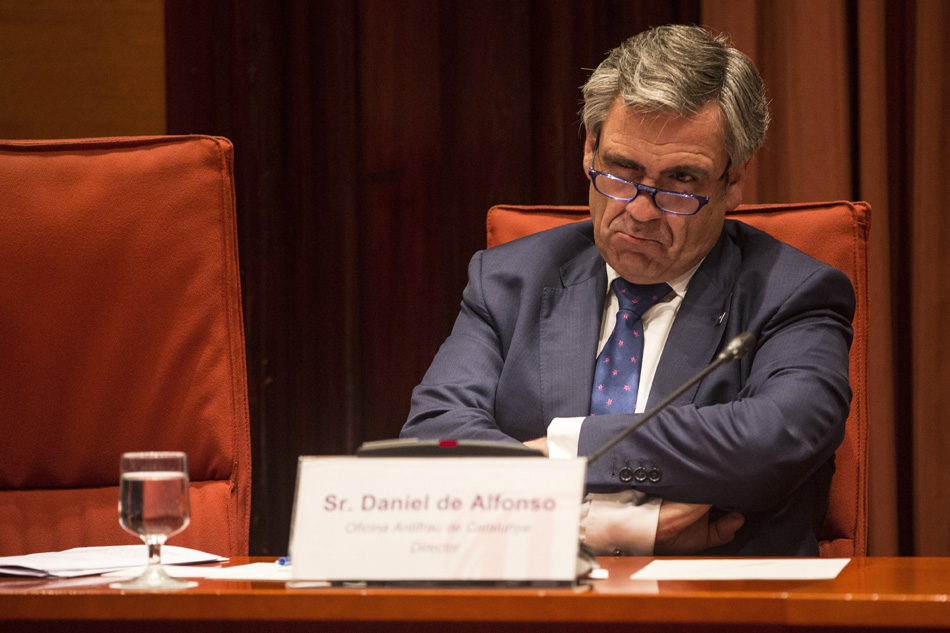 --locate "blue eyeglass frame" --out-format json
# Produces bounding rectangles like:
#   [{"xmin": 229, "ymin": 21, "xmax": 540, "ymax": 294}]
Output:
[
  {"xmin": 587, "ymin": 137, "xmax": 729, "ymax": 216},
  {"xmin": 586, "ymin": 165, "xmax": 711, "ymax": 216}
]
